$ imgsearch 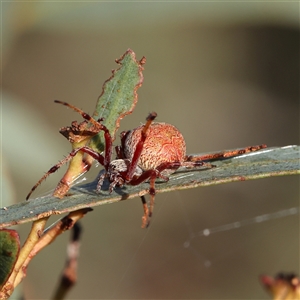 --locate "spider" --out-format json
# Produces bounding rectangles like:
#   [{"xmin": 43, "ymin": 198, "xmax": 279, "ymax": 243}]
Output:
[{"xmin": 26, "ymin": 101, "xmax": 266, "ymax": 228}]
